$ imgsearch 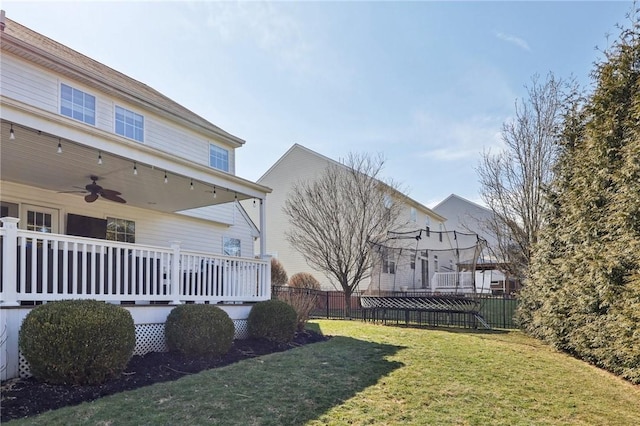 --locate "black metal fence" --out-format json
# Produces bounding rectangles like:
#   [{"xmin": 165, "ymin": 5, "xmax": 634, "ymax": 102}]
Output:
[{"xmin": 272, "ymin": 286, "xmax": 519, "ymax": 330}]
